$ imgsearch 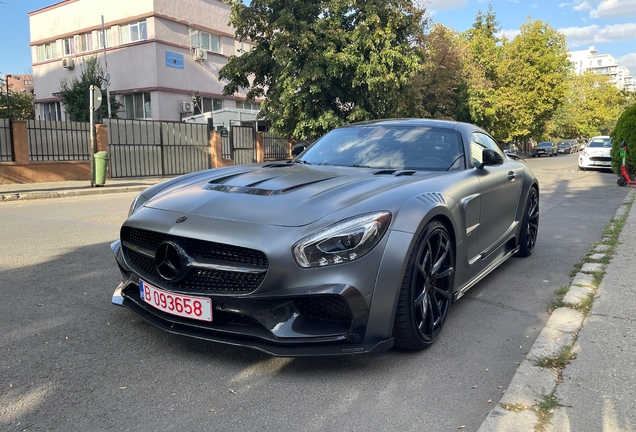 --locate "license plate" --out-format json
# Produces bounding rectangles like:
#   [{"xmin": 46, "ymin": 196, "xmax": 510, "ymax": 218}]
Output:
[
  {"xmin": 538, "ymin": 150, "xmax": 545, "ymax": 153},
  {"xmin": 139, "ymin": 279, "xmax": 212, "ymax": 322},
  {"xmin": 594, "ymin": 161, "xmax": 611, "ymax": 166}
]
